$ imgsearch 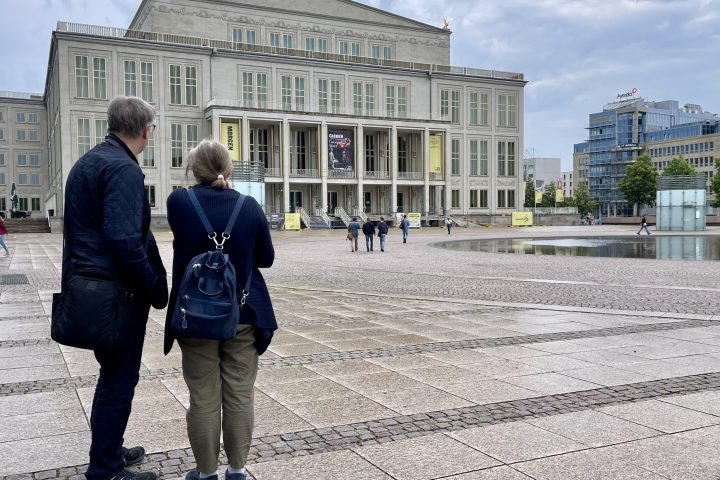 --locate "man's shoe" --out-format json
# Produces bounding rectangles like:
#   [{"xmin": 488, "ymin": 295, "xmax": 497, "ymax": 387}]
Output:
[
  {"xmin": 224, "ymin": 469, "xmax": 247, "ymax": 480},
  {"xmin": 110, "ymin": 469, "xmax": 157, "ymax": 480},
  {"xmin": 185, "ymin": 470, "xmax": 219, "ymax": 480},
  {"xmin": 122, "ymin": 446, "xmax": 145, "ymax": 467}
]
